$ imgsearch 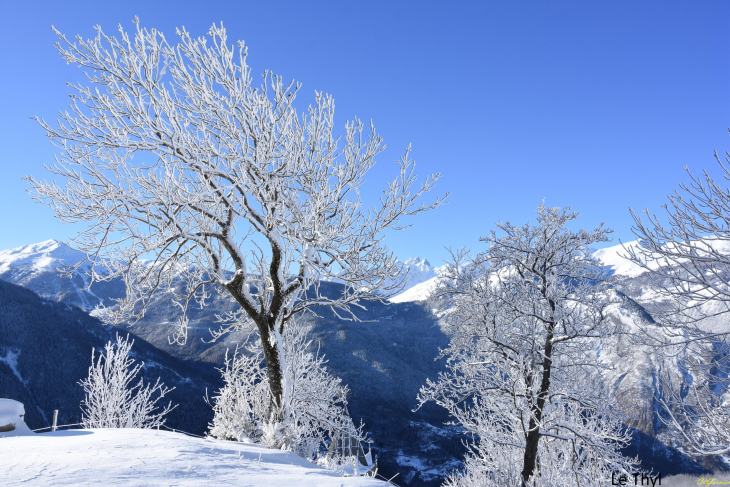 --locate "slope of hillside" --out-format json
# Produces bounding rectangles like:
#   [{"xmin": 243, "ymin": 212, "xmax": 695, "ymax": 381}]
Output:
[
  {"xmin": 390, "ymin": 275, "xmax": 442, "ymax": 303},
  {"xmin": 0, "ymin": 428, "xmax": 385, "ymax": 486},
  {"xmin": 0, "ymin": 242, "xmax": 467, "ymax": 485},
  {"xmin": 0, "ymin": 279, "xmax": 219, "ymax": 436},
  {"xmin": 0, "ymin": 239, "xmax": 125, "ymax": 311},
  {"xmin": 593, "ymin": 241, "xmax": 648, "ymax": 278},
  {"xmin": 0, "ymin": 239, "xmax": 718, "ymax": 482}
]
